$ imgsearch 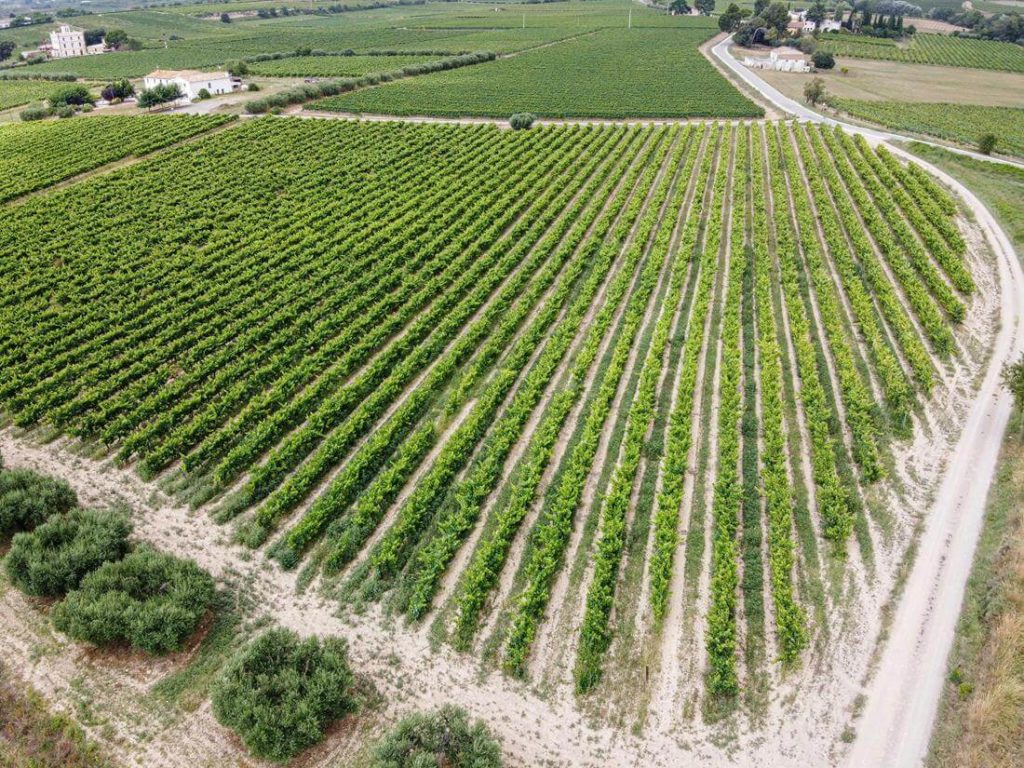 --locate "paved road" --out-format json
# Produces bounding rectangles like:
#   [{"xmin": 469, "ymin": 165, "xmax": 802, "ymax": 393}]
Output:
[{"xmin": 712, "ymin": 34, "xmax": 1024, "ymax": 768}]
